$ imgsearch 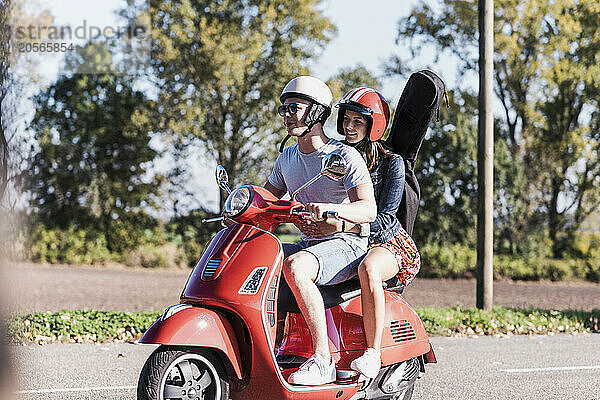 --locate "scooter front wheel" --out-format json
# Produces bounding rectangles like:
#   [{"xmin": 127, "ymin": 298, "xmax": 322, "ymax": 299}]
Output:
[{"xmin": 137, "ymin": 346, "xmax": 230, "ymax": 400}]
